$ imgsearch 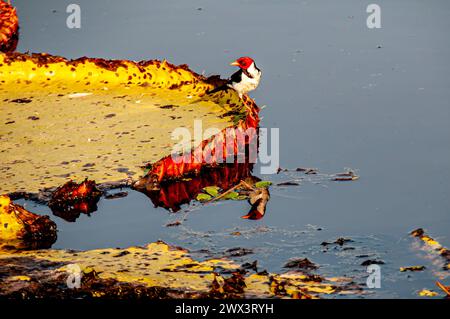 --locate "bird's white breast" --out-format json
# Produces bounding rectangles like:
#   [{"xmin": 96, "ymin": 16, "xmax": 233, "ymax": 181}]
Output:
[{"xmin": 231, "ymin": 63, "xmax": 261, "ymax": 96}]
